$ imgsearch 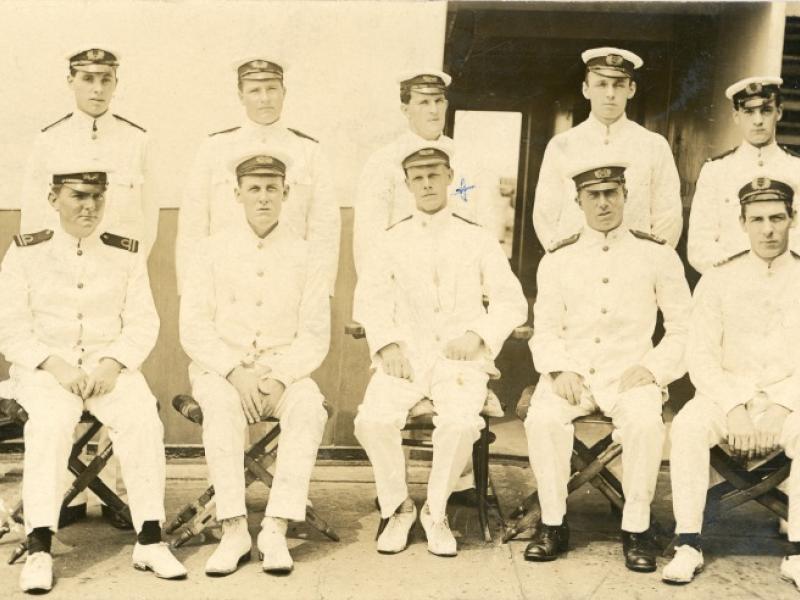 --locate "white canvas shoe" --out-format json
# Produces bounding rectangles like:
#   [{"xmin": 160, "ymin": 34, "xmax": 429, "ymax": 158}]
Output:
[
  {"xmin": 376, "ymin": 499, "xmax": 417, "ymax": 554},
  {"xmin": 419, "ymin": 502, "xmax": 457, "ymax": 557},
  {"xmin": 132, "ymin": 542, "xmax": 187, "ymax": 579},
  {"xmin": 257, "ymin": 516, "xmax": 293, "ymax": 574},
  {"xmin": 205, "ymin": 516, "xmax": 252, "ymax": 576},
  {"xmin": 20, "ymin": 551, "xmax": 53, "ymax": 593},
  {"xmin": 662, "ymin": 545, "xmax": 703, "ymax": 583},
  {"xmin": 781, "ymin": 555, "xmax": 800, "ymax": 590}
]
